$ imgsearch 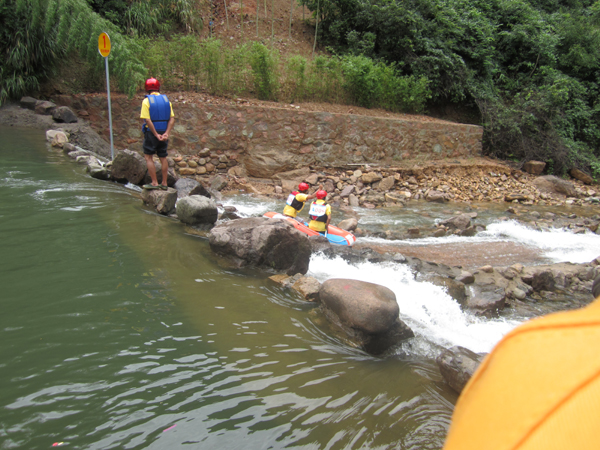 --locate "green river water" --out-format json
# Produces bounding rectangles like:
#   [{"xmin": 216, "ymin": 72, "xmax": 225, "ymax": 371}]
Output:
[{"xmin": 0, "ymin": 126, "xmax": 456, "ymax": 449}]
